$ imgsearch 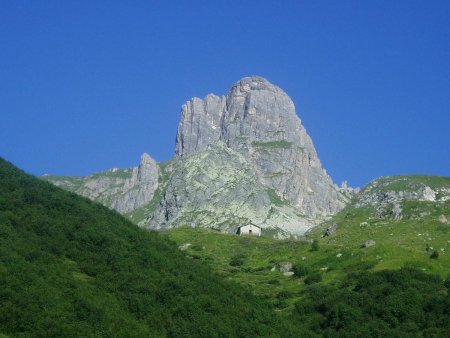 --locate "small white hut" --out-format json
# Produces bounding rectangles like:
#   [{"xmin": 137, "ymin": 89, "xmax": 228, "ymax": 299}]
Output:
[{"xmin": 237, "ymin": 224, "xmax": 261, "ymax": 237}]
